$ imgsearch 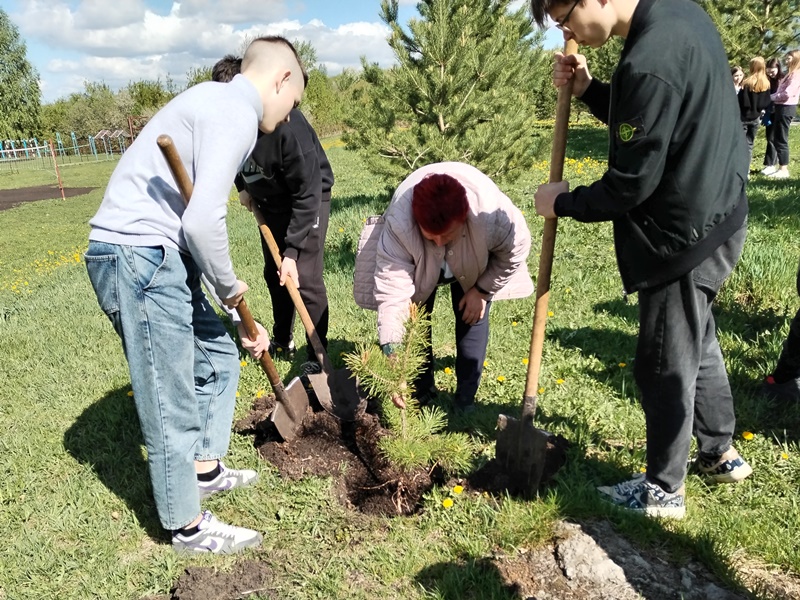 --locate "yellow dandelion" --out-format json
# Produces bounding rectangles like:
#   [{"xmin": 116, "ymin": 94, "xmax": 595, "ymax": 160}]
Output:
[
  {"xmin": 618, "ymin": 362, "xmax": 627, "ymax": 368},
  {"xmin": 126, "ymin": 390, "xmax": 134, "ymax": 397},
  {"xmin": 556, "ymin": 378, "xmax": 565, "ymax": 384},
  {"xmin": 483, "ymin": 360, "xmax": 489, "ymax": 367},
  {"xmin": 444, "ymin": 367, "xmax": 453, "ymax": 375},
  {"xmin": 639, "ymin": 466, "xmax": 647, "ymax": 473},
  {"xmin": 453, "ymin": 485, "xmax": 464, "ymax": 495},
  {"xmin": 442, "ymin": 498, "xmax": 454, "ymax": 509},
  {"xmin": 338, "ymin": 227, "xmax": 344, "ymax": 233},
  {"xmin": 256, "ymin": 389, "xmax": 265, "ymax": 399},
  {"xmin": 497, "ymin": 375, "xmax": 506, "ymax": 382},
  {"xmin": 240, "ymin": 360, "xmax": 247, "ymax": 367},
  {"xmin": 512, "ymin": 321, "xmax": 518, "ymax": 326},
  {"xmin": 565, "ymin": 287, "xmax": 572, "ymax": 293},
  {"xmin": 781, "ymin": 452, "xmax": 789, "ymax": 460},
  {"xmin": 522, "ymin": 358, "xmax": 529, "ymax": 365},
  {"xmin": 547, "ymin": 311, "xmax": 554, "ymax": 317},
  {"xmin": 236, "ymin": 391, "xmax": 240, "ymax": 398},
  {"xmin": 538, "ymin": 387, "xmax": 545, "ymax": 394},
  {"xmin": 742, "ymin": 431, "xmax": 754, "ymax": 440}
]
